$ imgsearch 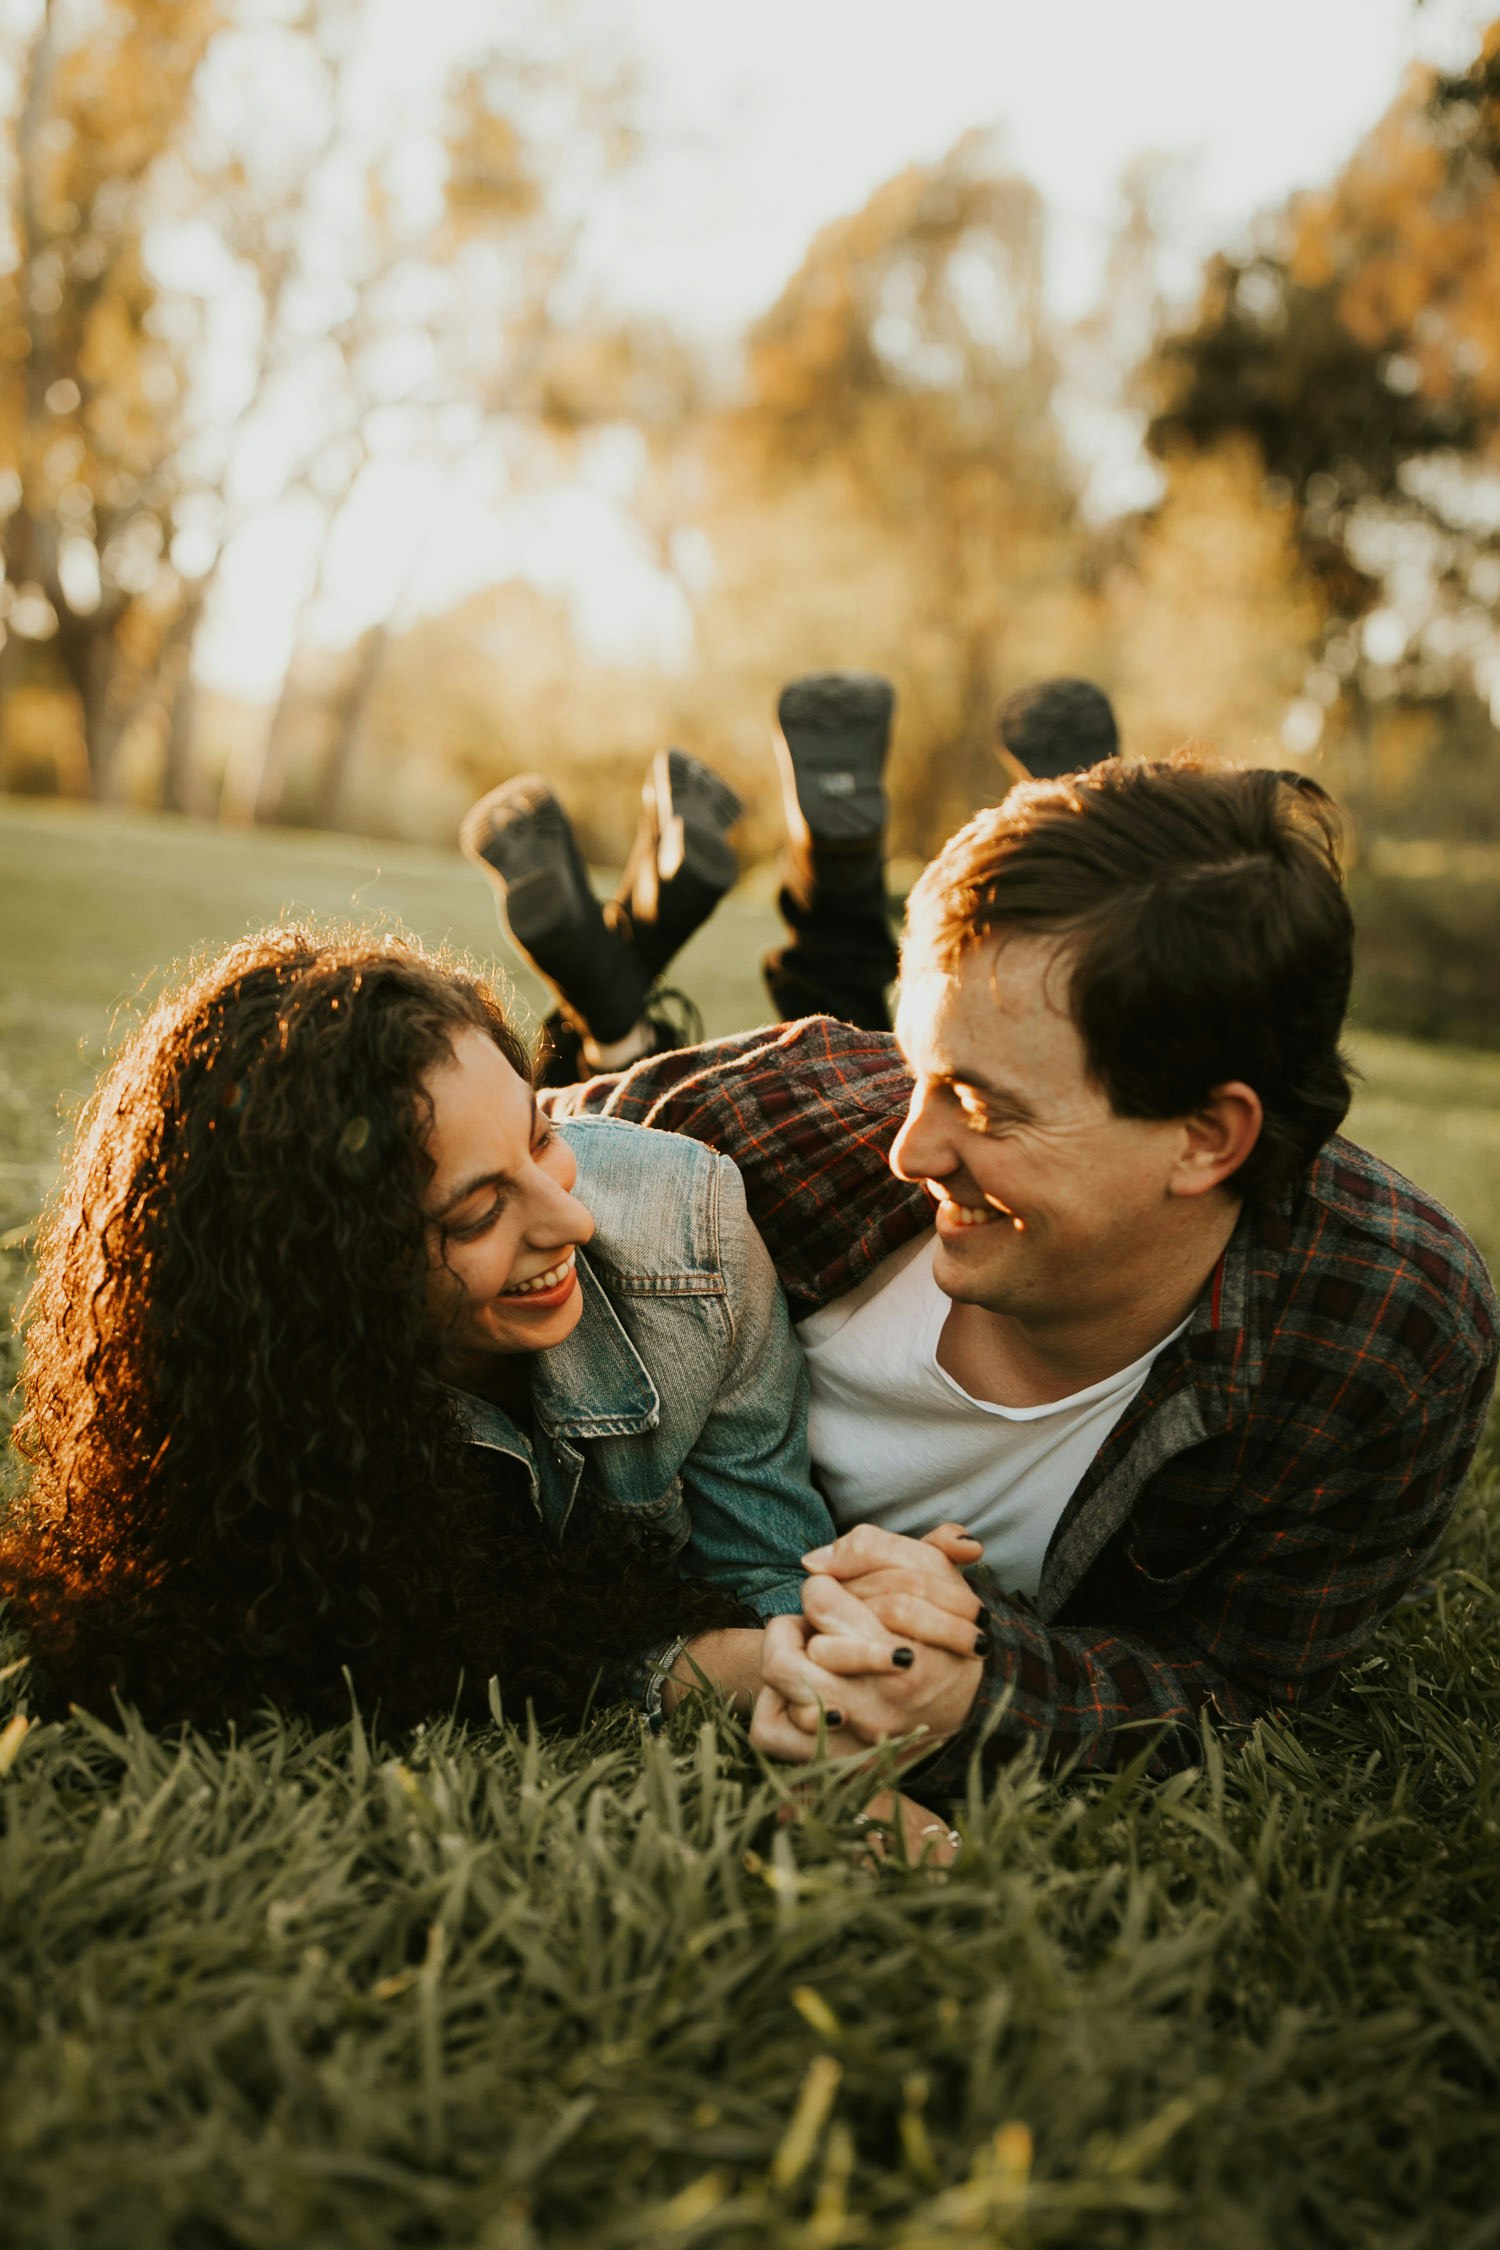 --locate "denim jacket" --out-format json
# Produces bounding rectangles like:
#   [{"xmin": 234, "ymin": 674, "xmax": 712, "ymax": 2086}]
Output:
[{"xmin": 453, "ymin": 1115, "xmax": 833, "ymax": 1633}]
